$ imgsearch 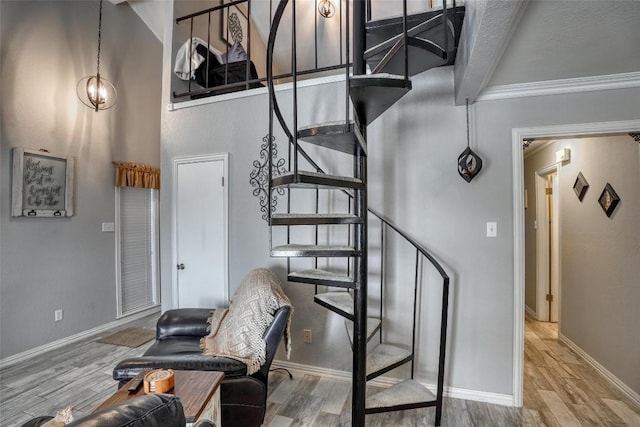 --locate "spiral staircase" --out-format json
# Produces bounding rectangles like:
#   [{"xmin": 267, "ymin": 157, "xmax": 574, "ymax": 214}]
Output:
[{"xmin": 266, "ymin": 1, "xmax": 463, "ymax": 425}]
